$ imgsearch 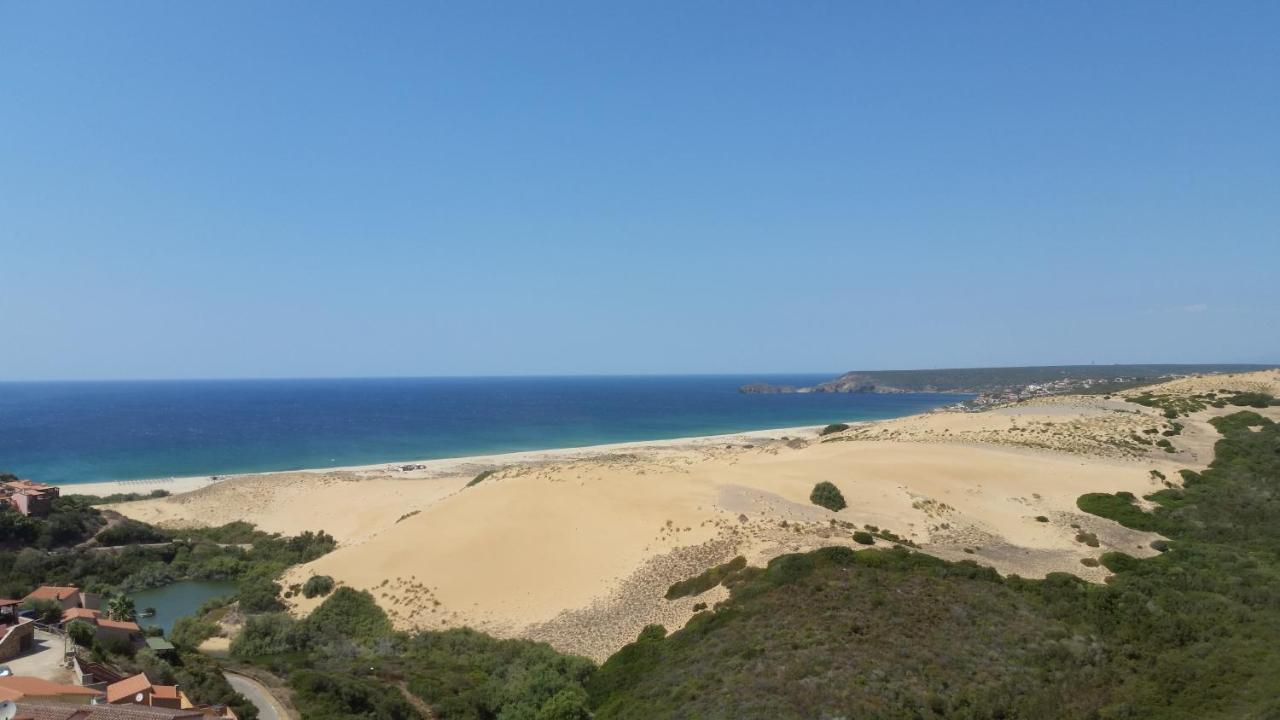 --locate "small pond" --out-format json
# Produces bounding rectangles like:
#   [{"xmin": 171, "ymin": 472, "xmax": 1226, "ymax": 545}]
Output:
[{"xmin": 130, "ymin": 580, "xmax": 238, "ymax": 634}]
